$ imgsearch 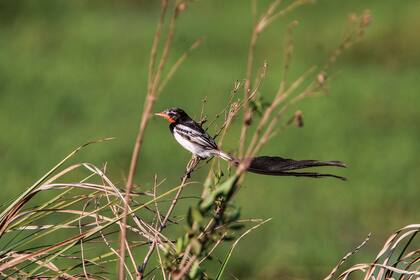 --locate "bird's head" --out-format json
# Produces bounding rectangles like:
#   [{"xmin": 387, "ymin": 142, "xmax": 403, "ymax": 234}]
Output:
[{"xmin": 155, "ymin": 107, "xmax": 190, "ymax": 123}]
